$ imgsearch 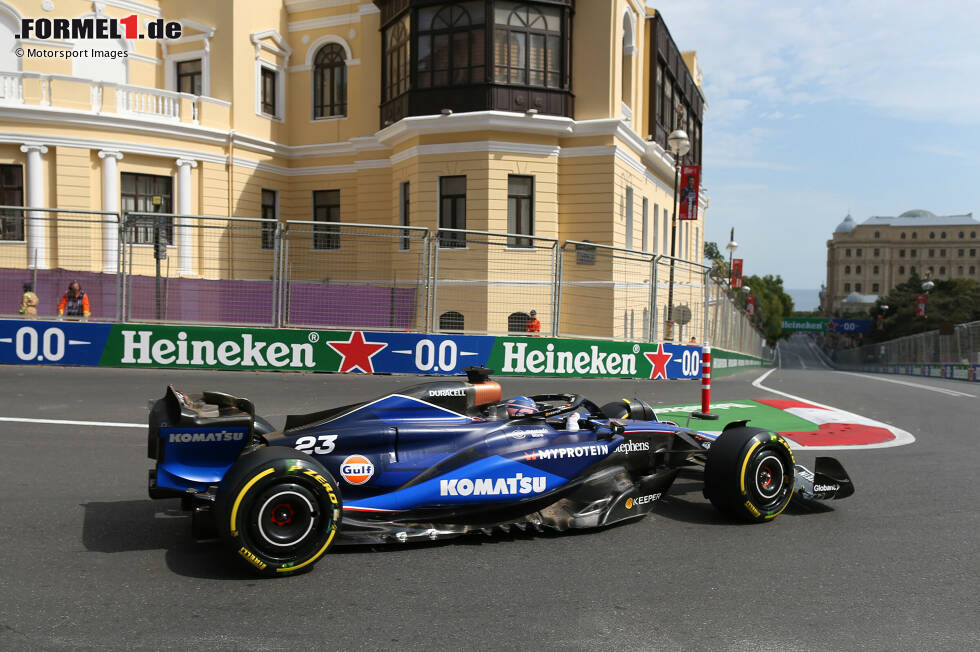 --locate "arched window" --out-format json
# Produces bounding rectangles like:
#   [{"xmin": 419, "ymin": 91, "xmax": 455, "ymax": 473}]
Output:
[
  {"xmin": 508, "ymin": 311, "xmax": 530, "ymax": 333},
  {"xmin": 313, "ymin": 43, "xmax": 347, "ymax": 118},
  {"xmin": 844, "ymin": 265, "xmax": 851, "ymax": 274},
  {"xmin": 957, "ymin": 266, "xmax": 964, "ymax": 276},
  {"xmin": 901, "ymin": 232, "xmax": 907, "ymax": 239},
  {"xmin": 418, "ymin": 2, "xmax": 485, "ymax": 88},
  {"xmin": 941, "ymin": 232, "xmax": 947, "ymax": 239},
  {"xmin": 439, "ymin": 310, "xmax": 464, "ymax": 332},
  {"xmin": 874, "ymin": 231, "xmax": 880, "ymax": 239},
  {"xmin": 873, "ymin": 265, "xmax": 879, "ymax": 274},
  {"xmin": 494, "ymin": 2, "xmax": 563, "ymax": 88},
  {"xmin": 621, "ymin": 11, "xmax": 635, "ymax": 109},
  {"xmin": 856, "ymin": 265, "xmax": 862, "ymax": 274},
  {"xmin": 939, "ymin": 266, "xmax": 946, "ymax": 275},
  {"xmin": 898, "ymin": 266, "xmax": 905, "ymax": 275},
  {"xmin": 929, "ymin": 232, "xmax": 935, "ymax": 239},
  {"xmin": 959, "ymin": 231, "xmax": 965, "ymax": 239},
  {"xmin": 383, "ymin": 14, "xmax": 410, "ymax": 102},
  {"xmin": 970, "ymin": 266, "xmax": 976, "ymax": 275}
]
